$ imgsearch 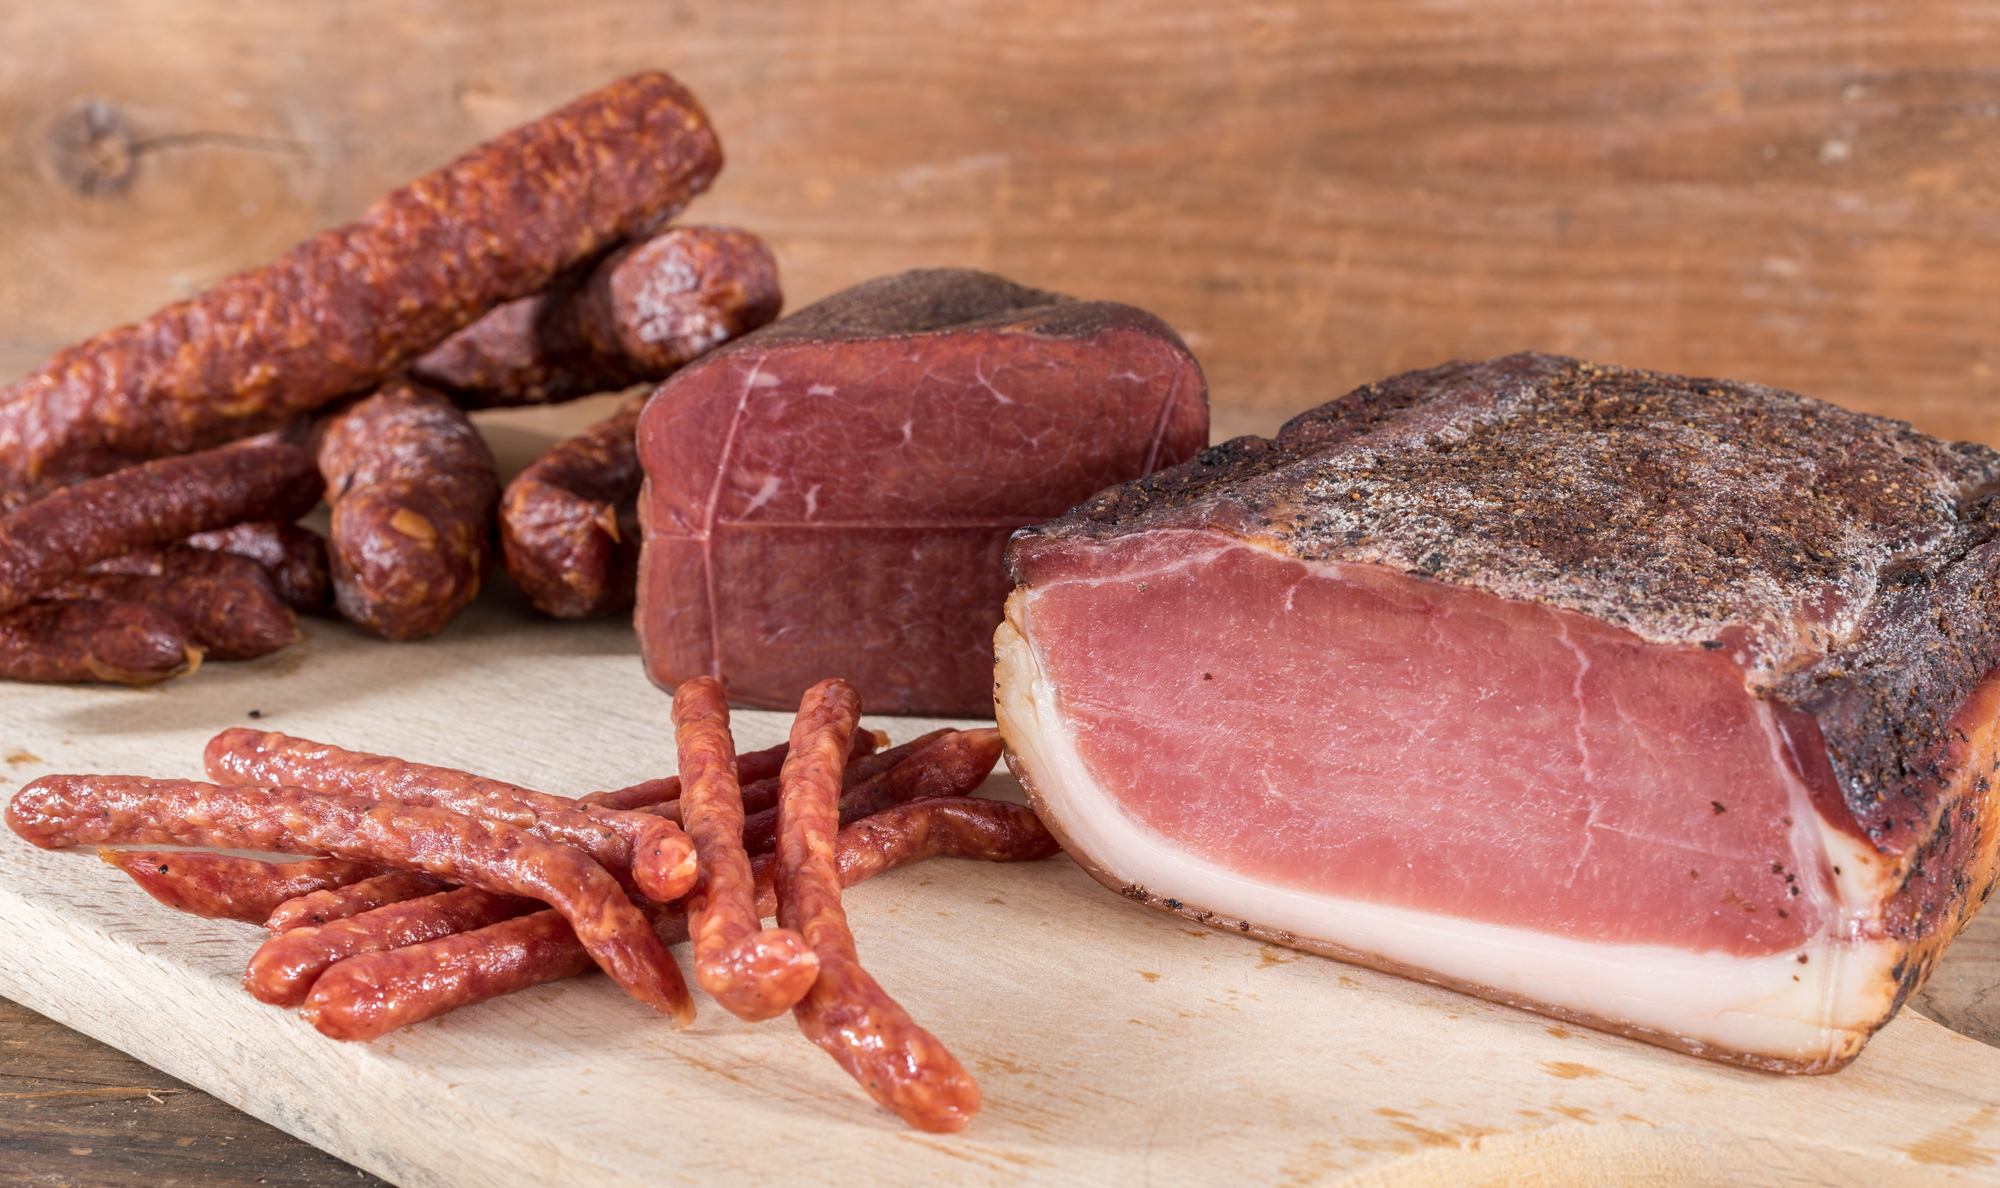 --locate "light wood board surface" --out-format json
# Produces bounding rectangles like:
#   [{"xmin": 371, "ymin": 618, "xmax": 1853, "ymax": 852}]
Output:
[{"xmin": 2, "ymin": 590, "xmax": 2000, "ymax": 1187}]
